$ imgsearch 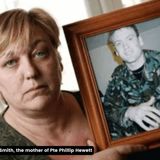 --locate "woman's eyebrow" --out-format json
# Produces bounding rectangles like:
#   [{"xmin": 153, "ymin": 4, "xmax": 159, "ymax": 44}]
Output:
[
  {"xmin": 0, "ymin": 50, "xmax": 14, "ymax": 58},
  {"xmin": 0, "ymin": 40, "xmax": 48, "ymax": 59},
  {"xmin": 31, "ymin": 39, "xmax": 48, "ymax": 49}
]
